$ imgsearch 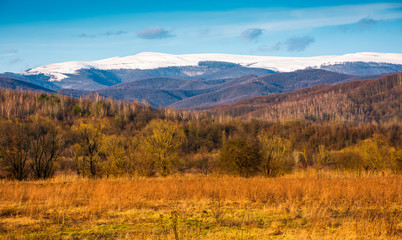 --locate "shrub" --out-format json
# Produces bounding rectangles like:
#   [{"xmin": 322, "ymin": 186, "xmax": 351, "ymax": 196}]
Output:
[
  {"xmin": 219, "ymin": 136, "xmax": 261, "ymax": 177},
  {"xmin": 258, "ymin": 134, "xmax": 294, "ymax": 177}
]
